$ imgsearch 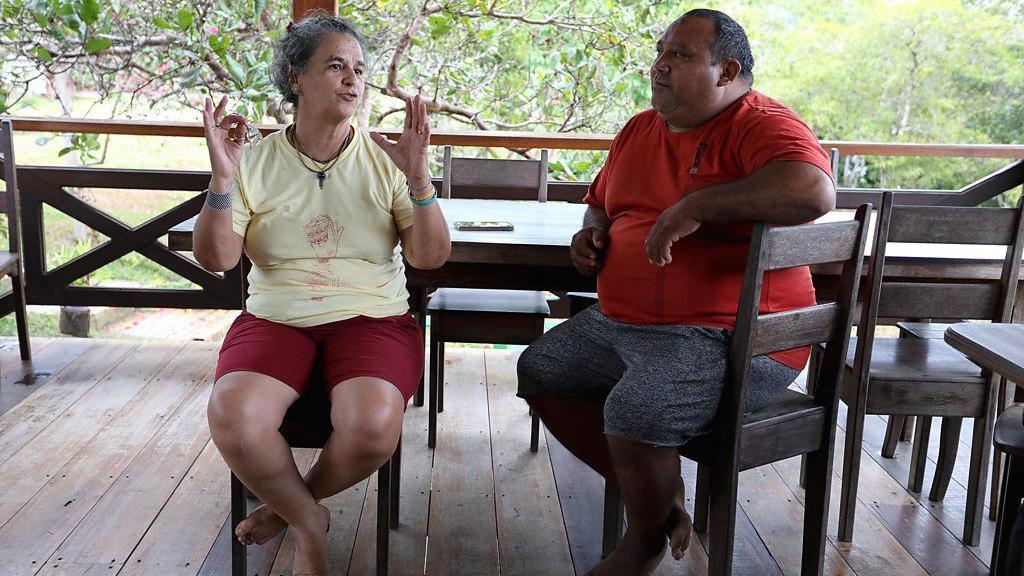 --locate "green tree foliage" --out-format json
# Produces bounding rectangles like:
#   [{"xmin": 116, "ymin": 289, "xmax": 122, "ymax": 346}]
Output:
[{"xmin": 1, "ymin": 0, "xmax": 1021, "ymax": 189}]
